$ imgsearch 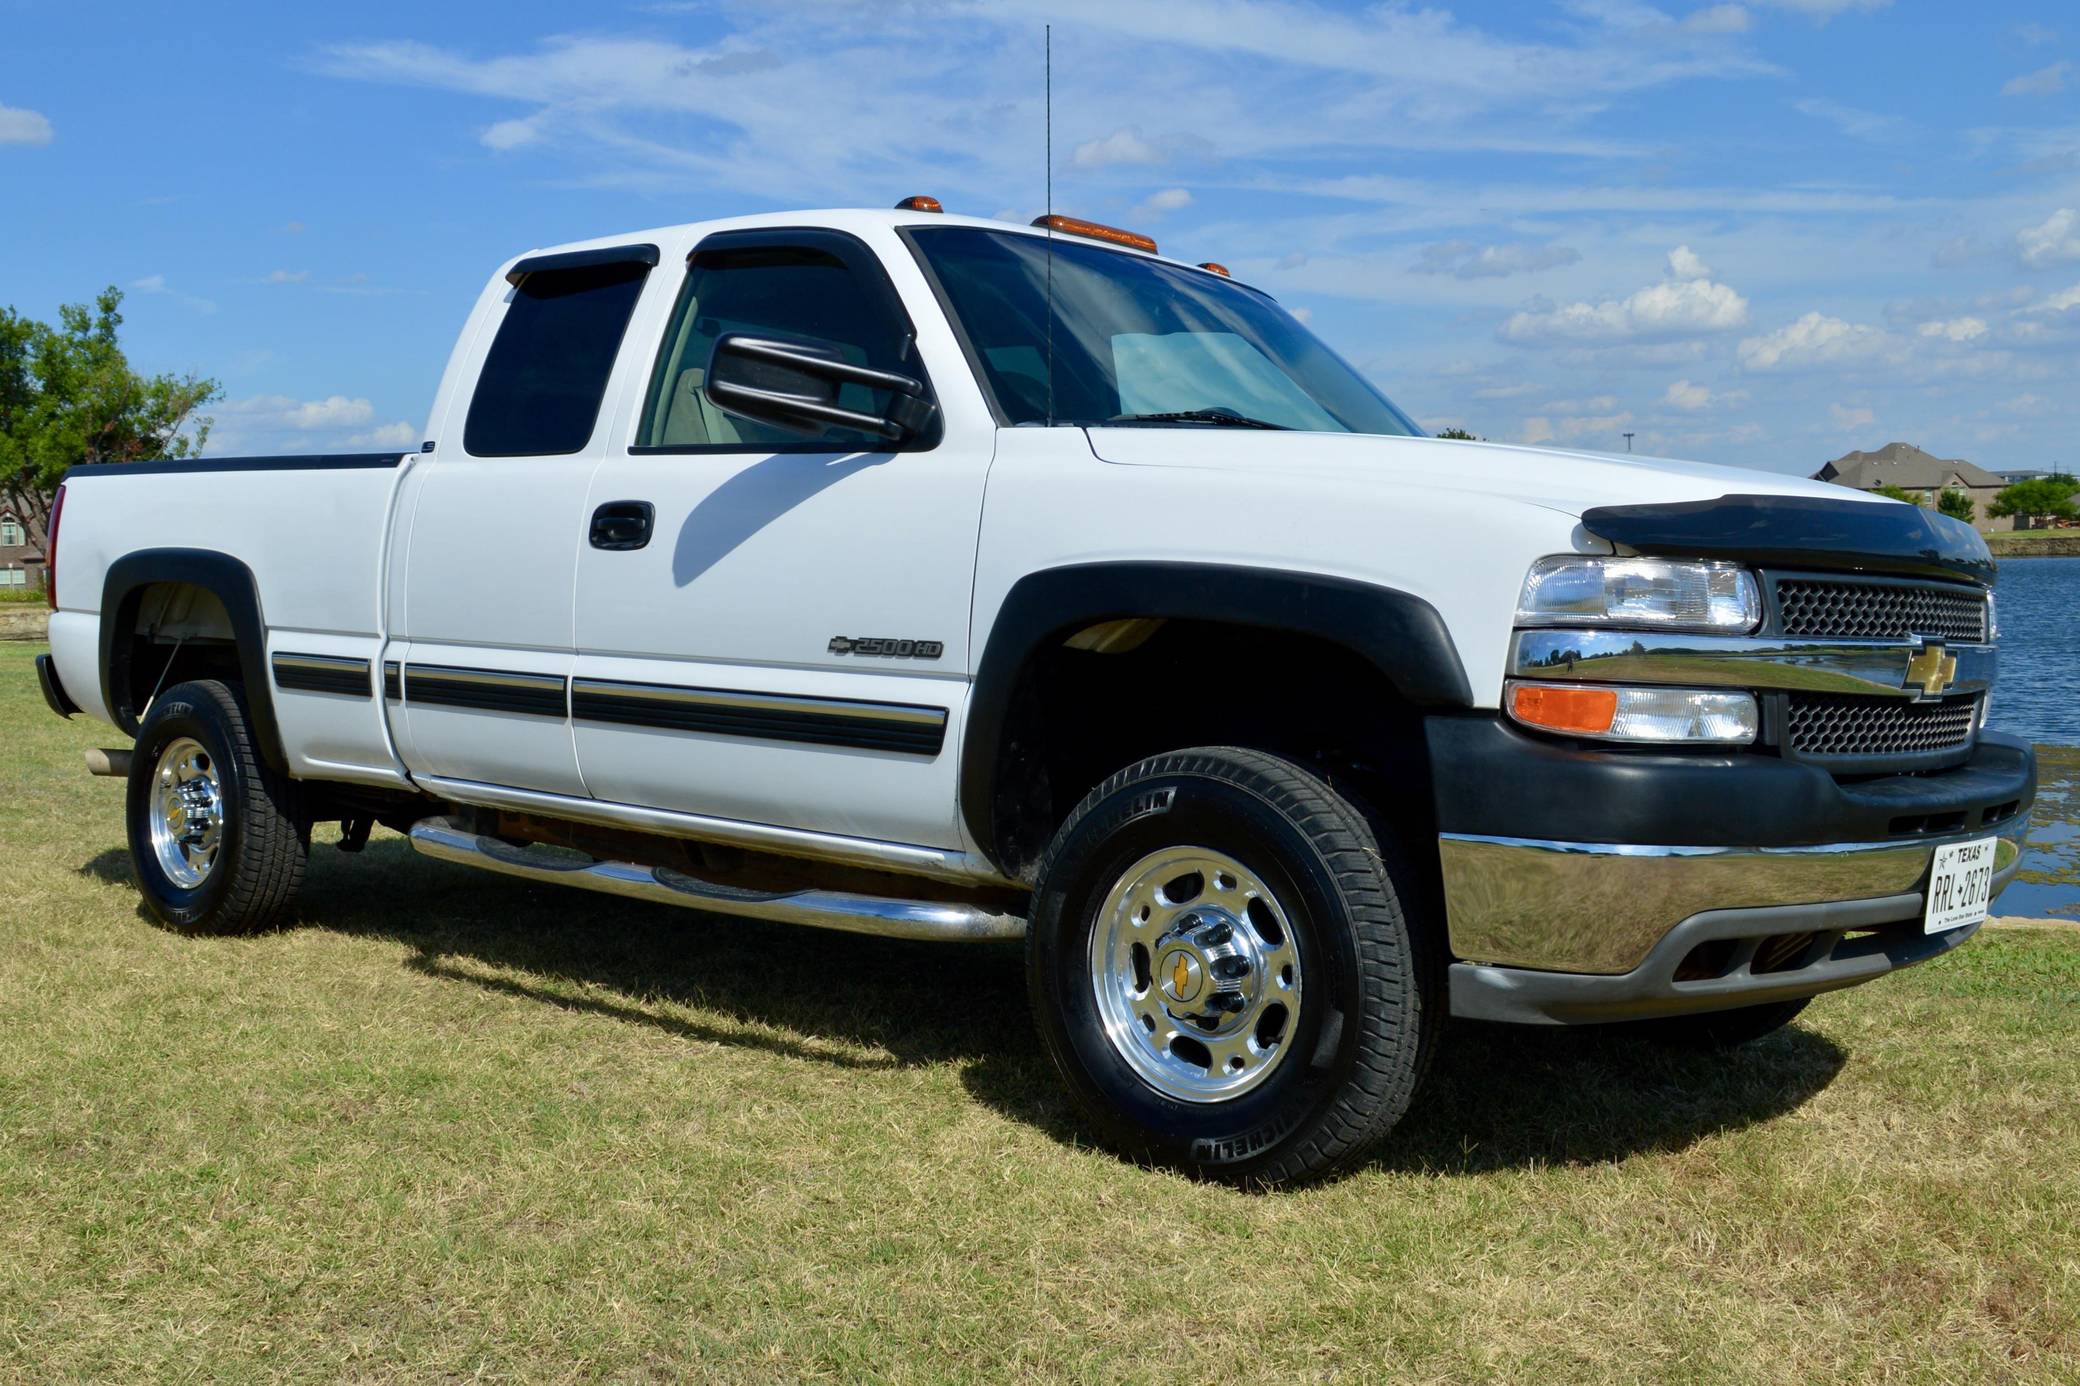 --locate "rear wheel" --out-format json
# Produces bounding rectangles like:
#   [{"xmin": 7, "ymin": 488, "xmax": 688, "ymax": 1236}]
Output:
[
  {"xmin": 126, "ymin": 679, "xmax": 308, "ymax": 933},
  {"xmin": 1027, "ymin": 747, "xmax": 1438, "ymax": 1186}
]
